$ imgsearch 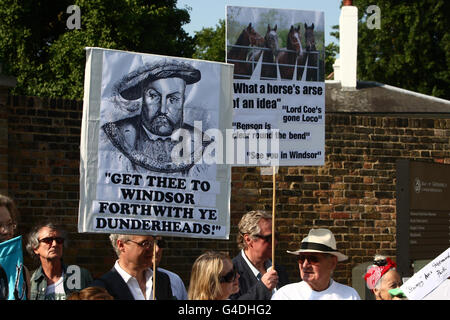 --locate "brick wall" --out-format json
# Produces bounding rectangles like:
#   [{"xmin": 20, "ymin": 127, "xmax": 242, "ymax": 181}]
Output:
[
  {"xmin": 3, "ymin": 95, "xmax": 114, "ymax": 273},
  {"xmin": 2, "ymin": 93, "xmax": 450, "ymax": 288}
]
